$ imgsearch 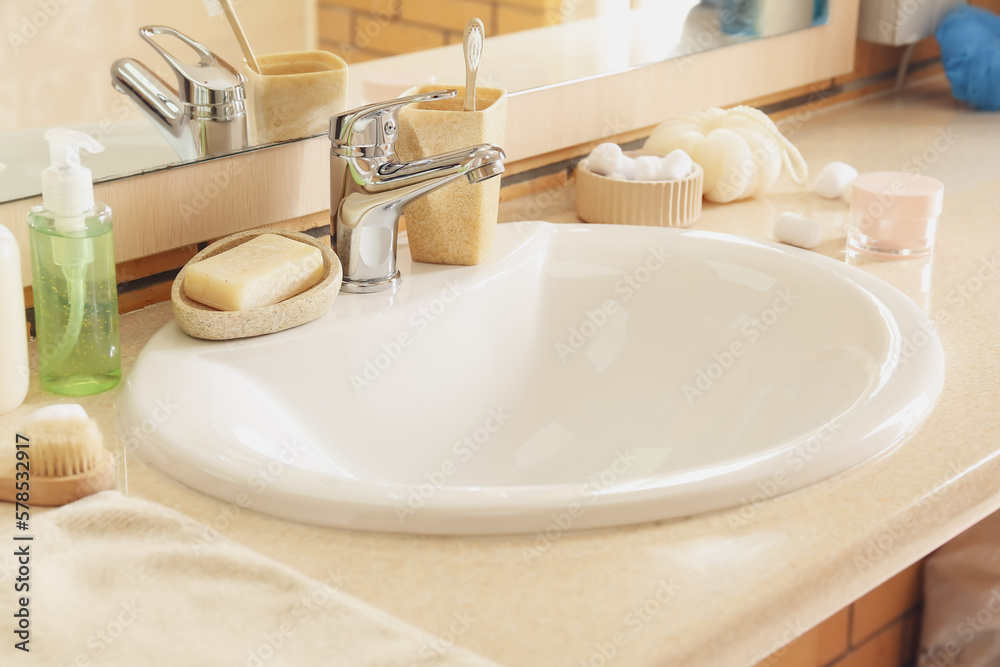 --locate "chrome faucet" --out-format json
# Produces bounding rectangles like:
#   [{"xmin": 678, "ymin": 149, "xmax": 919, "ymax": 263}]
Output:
[
  {"xmin": 329, "ymin": 90, "xmax": 506, "ymax": 293},
  {"xmin": 111, "ymin": 26, "xmax": 249, "ymax": 161}
]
